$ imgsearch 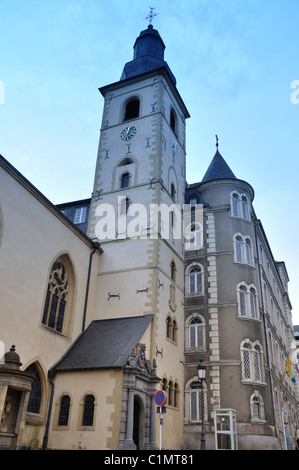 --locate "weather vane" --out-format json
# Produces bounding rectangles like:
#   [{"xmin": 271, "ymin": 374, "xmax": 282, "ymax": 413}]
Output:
[{"xmin": 145, "ymin": 7, "xmax": 158, "ymax": 25}]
